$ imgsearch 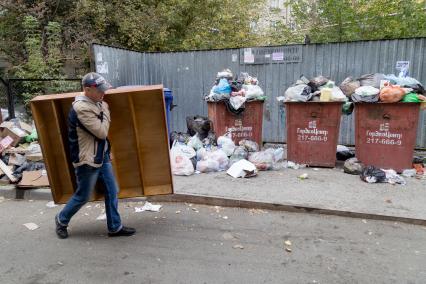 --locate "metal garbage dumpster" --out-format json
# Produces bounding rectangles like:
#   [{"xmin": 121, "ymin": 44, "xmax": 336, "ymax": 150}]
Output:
[
  {"xmin": 285, "ymin": 102, "xmax": 343, "ymax": 167},
  {"xmin": 355, "ymin": 103, "xmax": 420, "ymax": 172},
  {"xmin": 207, "ymin": 100, "xmax": 264, "ymax": 145}
]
